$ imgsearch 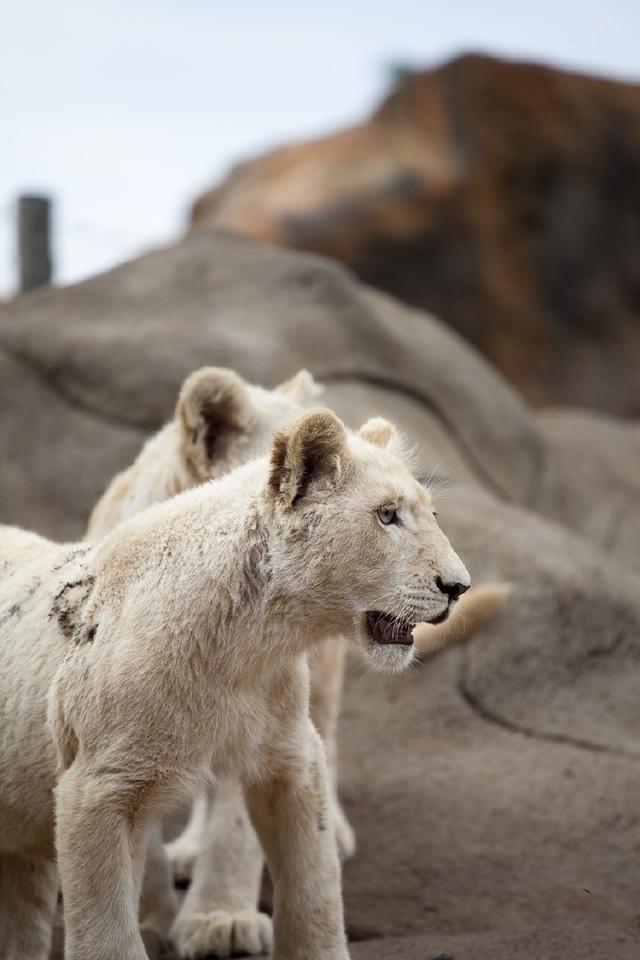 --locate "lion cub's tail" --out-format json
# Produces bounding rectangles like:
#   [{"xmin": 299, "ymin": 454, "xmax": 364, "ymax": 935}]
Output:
[{"xmin": 414, "ymin": 581, "xmax": 511, "ymax": 658}]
